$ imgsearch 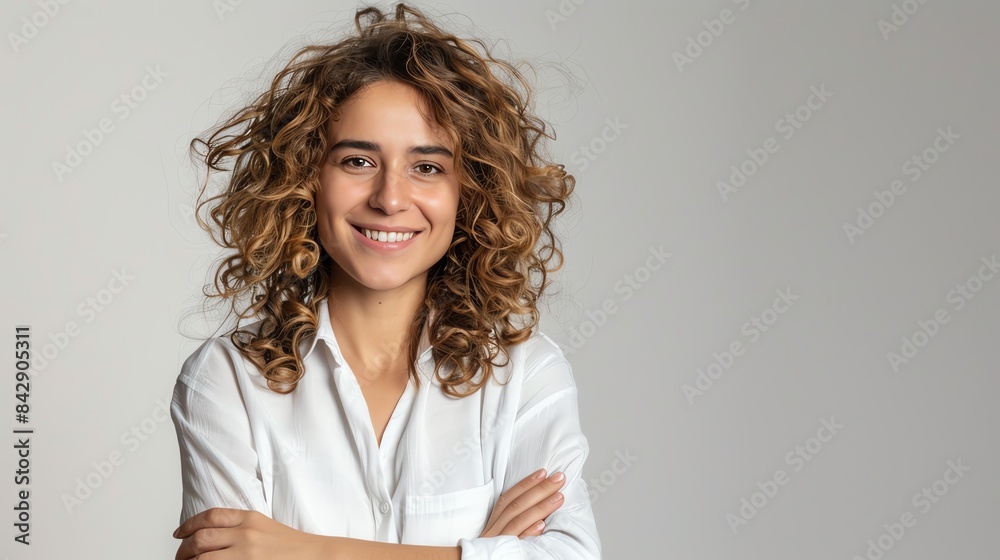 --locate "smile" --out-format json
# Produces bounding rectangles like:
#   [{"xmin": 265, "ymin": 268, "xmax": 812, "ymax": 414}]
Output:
[
  {"xmin": 357, "ymin": 226, "xmax": 416, "ymax": 242},
  {"xmin": 351, "ymin": 225, "xmax": 420, "ymax": 250}
]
